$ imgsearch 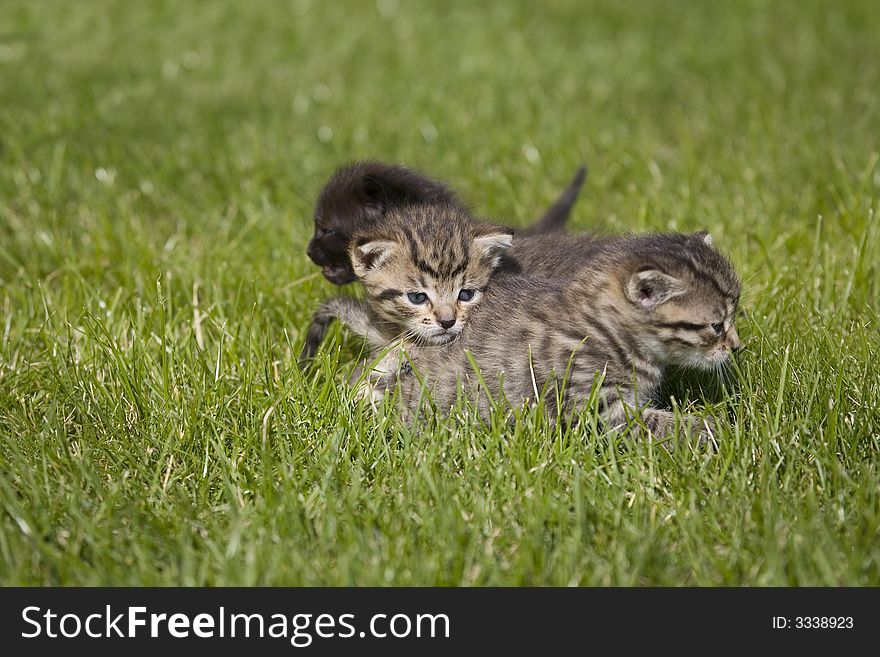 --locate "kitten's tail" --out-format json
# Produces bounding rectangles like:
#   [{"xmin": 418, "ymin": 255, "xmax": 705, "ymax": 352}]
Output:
[
  {"xmin": 299, "ymin": 296, "xmax": 382, "ymax": 367},
  {"xmin": 520, "ymin": 165, "xmax": 587, "ymax": 236}
]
